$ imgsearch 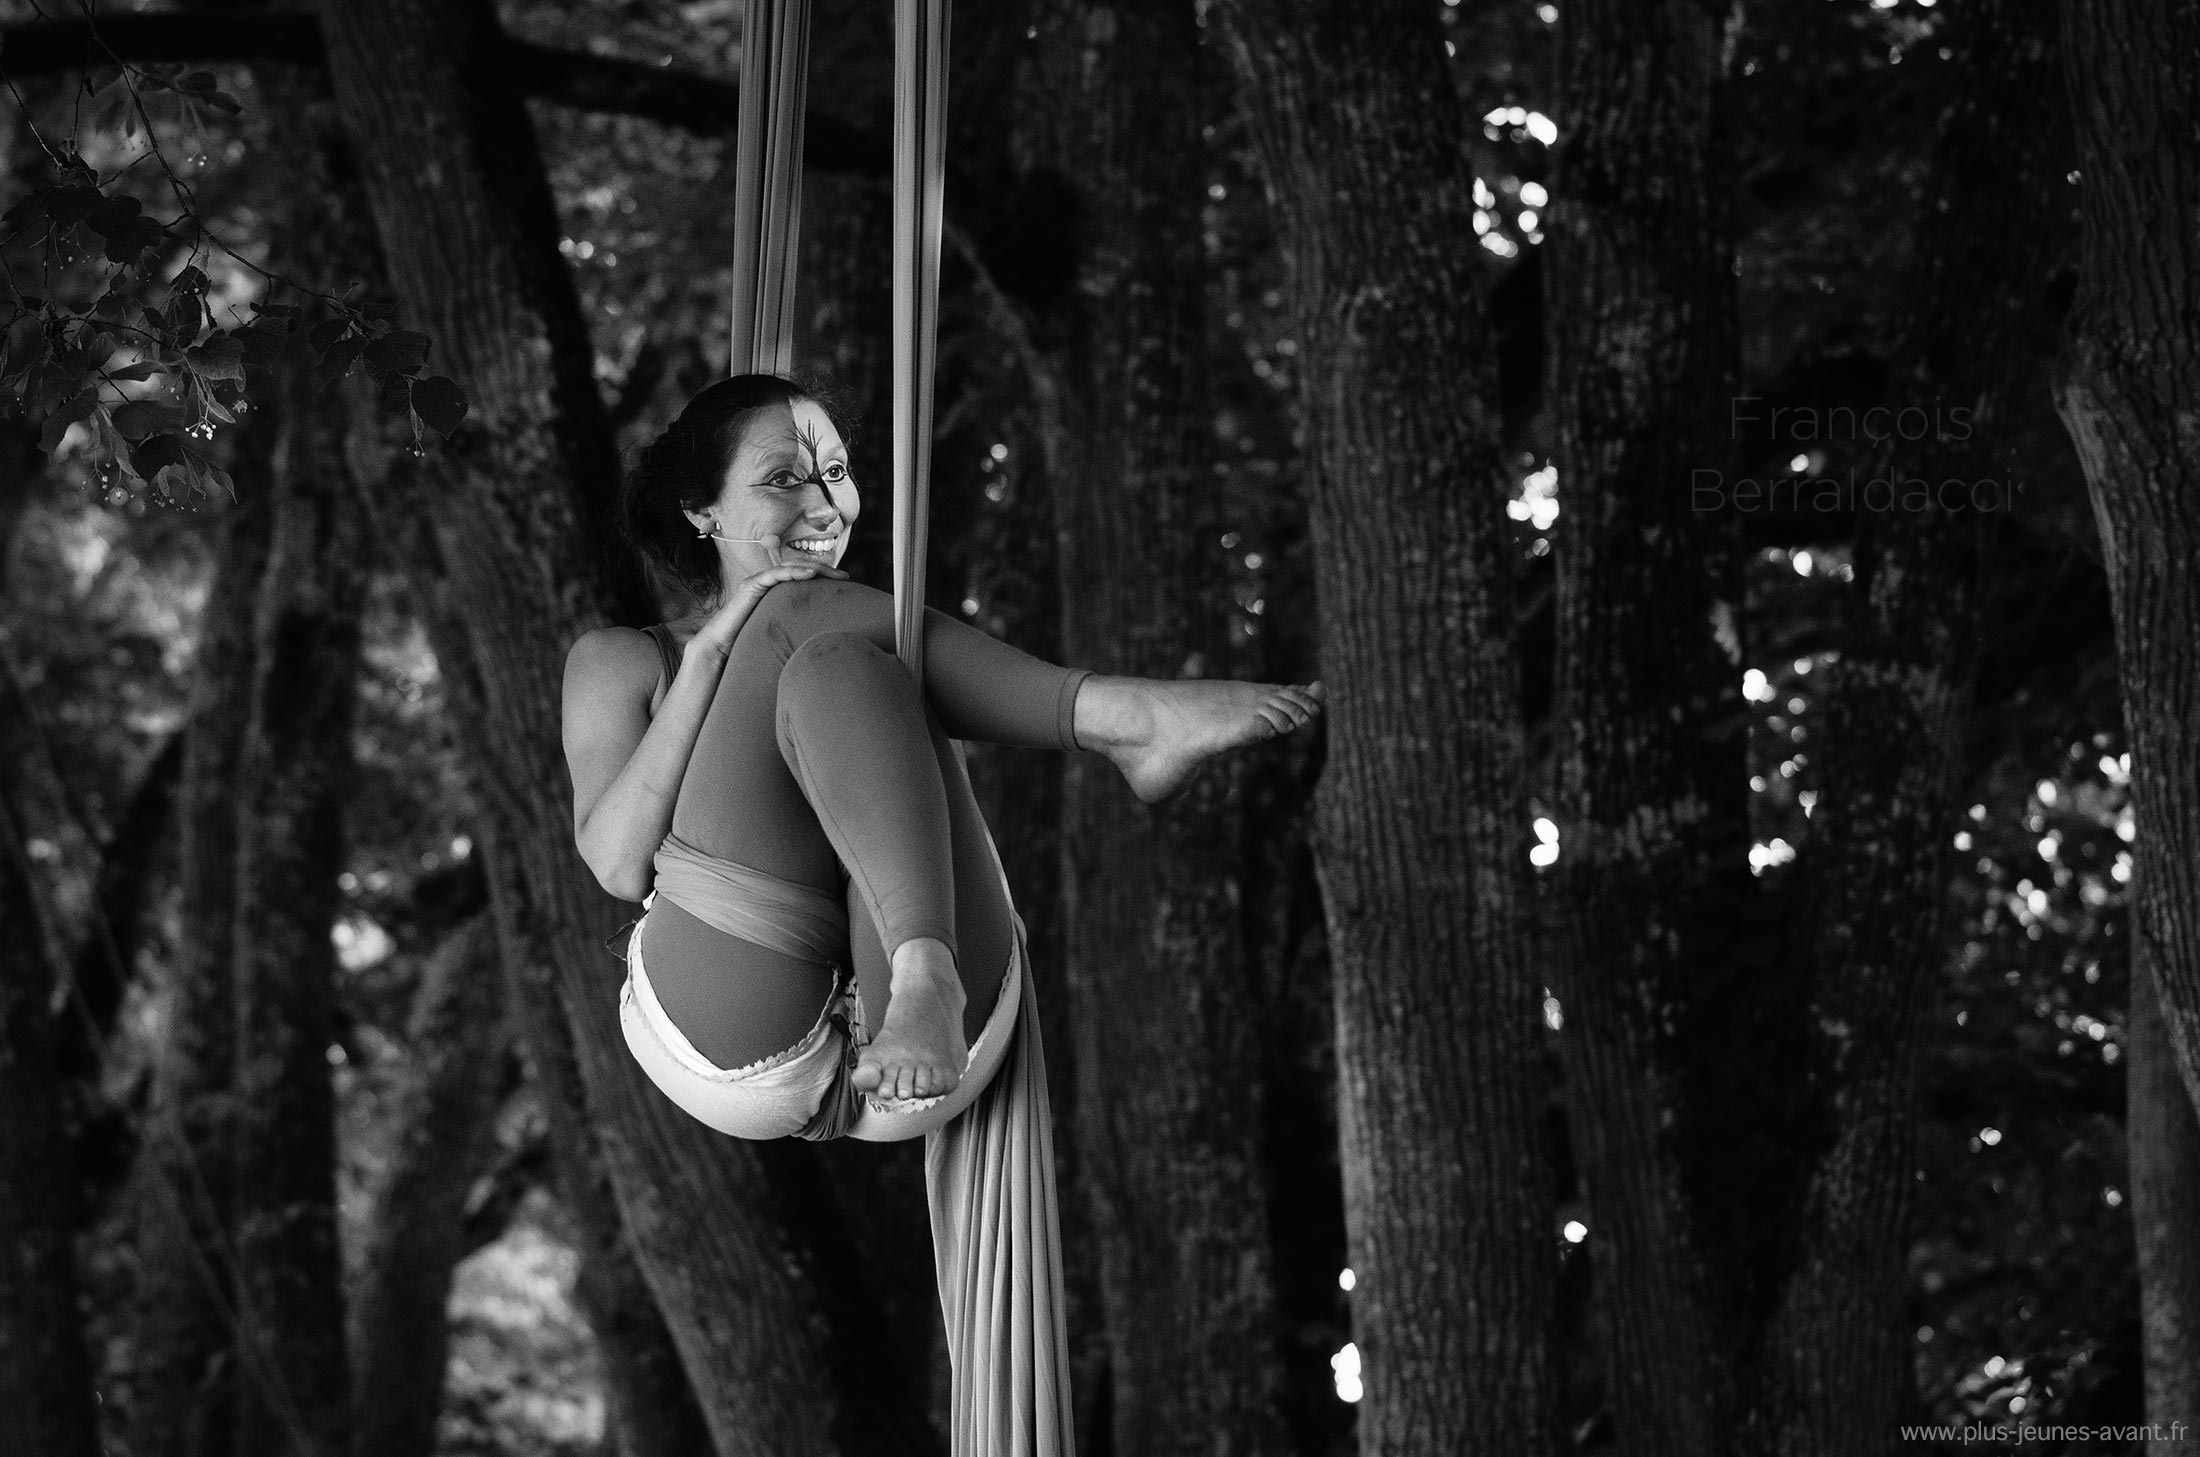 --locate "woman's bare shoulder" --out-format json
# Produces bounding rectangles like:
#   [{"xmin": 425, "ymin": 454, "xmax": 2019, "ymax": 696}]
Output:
[{"xmin": 564, "ymin": 625, "xmax": 661, "ymax": 698}]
